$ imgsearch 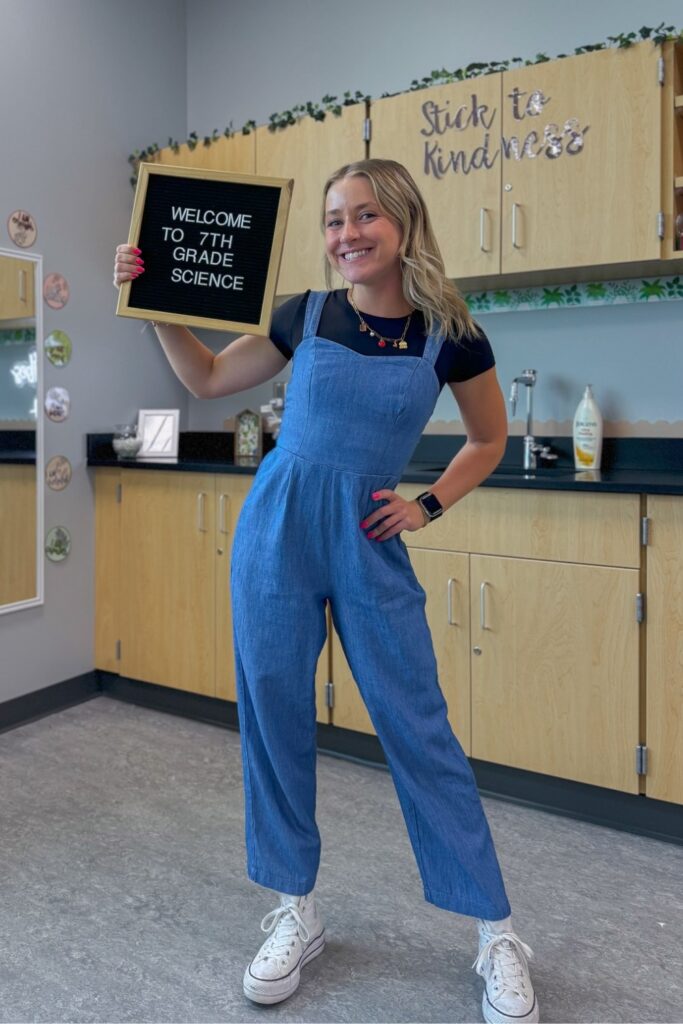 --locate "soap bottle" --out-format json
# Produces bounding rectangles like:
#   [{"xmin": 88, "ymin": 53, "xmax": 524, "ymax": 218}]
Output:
[{"xmin": 573, "ymin": 385, "xmax": 603, "ymax": 470}]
